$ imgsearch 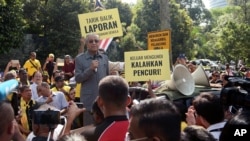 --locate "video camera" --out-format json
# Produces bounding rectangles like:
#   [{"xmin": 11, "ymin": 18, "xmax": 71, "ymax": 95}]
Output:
[
  {"xmin": 220, "ymin": 76, "xmax": 250, "ymax": 109},
  {"xmin": 33, "ymin": 109, "xmax": 61, "ymax": 125}
]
